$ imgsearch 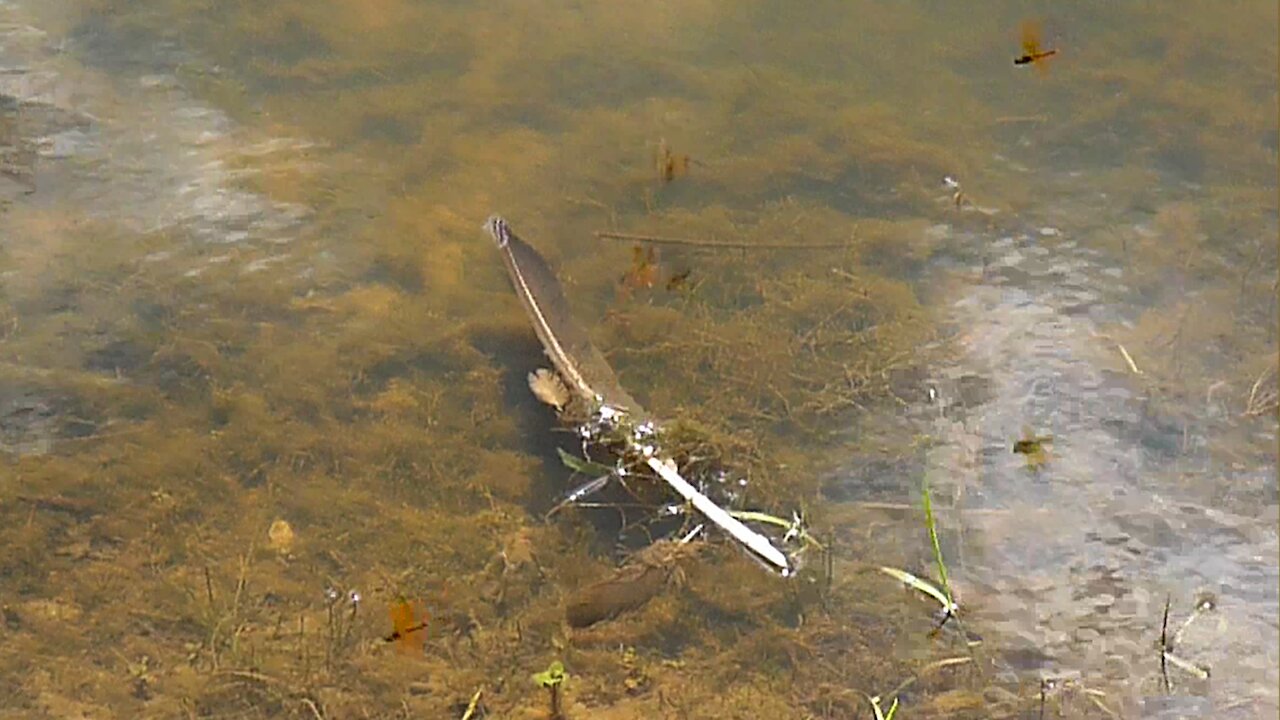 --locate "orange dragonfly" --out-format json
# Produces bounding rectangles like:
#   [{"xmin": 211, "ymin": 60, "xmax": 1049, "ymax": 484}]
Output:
[
  {"xmin": 383, "ymin": 596, "xmax": 428, "ymax": 654},
  {"xmin": 1013, "ymin": 20, "xmax": 1058, "ymax": 70},
  {"xmin": 656, "ymin": 138, "xmax": 690, "ymax": 184},
  {"xmin": 619, "ymin": 244, "xmax": 659, "ymax": 298}
]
